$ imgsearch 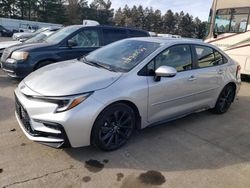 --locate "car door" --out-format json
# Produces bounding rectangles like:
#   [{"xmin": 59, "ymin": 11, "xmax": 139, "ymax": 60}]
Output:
[
  {"xmin": 147, "ymin": 44, "xmax": 201, "ymax": 123},
  {"xmin": 58, "ymin": 28, "xmax": 101, "ymax": 60},
  {"xmin": 190, "ymin": 45, "xmax": 226, "ymax": 106}
]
